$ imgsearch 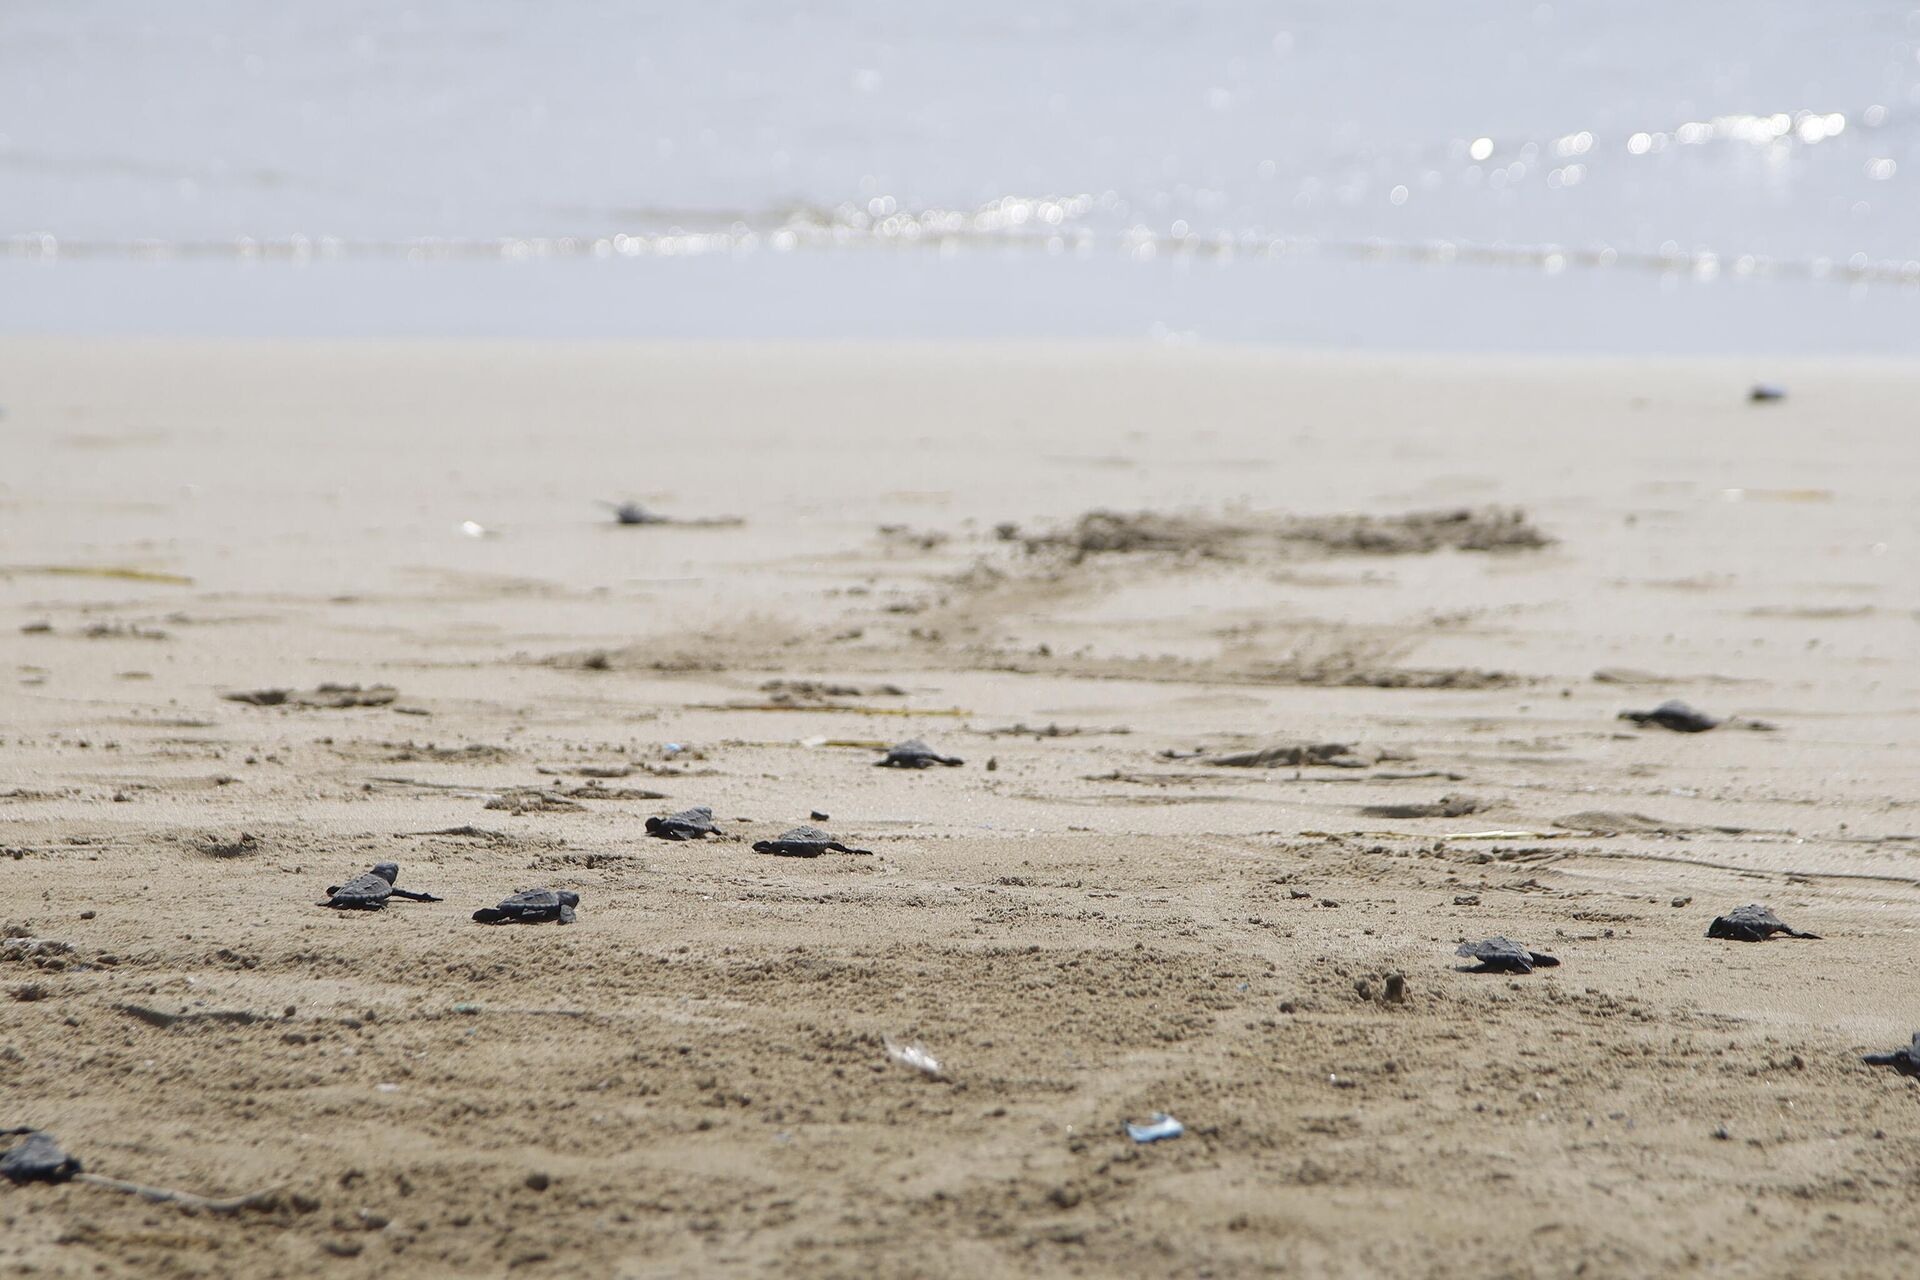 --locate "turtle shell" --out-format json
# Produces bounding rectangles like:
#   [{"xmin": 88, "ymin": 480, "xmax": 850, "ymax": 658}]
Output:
[
  {"xmin": 1, "ymin": 1131, "xmax": 82, "ymax": 1184},
  {"xmin": 1620, "ymin": 700, "xmax": 1721, "ymax": 733},
  {"xmin": 877, "ymin": 739, "xmax": 963, "ymax": 768},
  {"xmin": 327, "ymin": 865, "xmax": 397, "ymax": 909},
  {"xmin": 474, "ymin": 888, "xmax": 579, "ymax": 924},
  {"xmin": 646, "ymin": 806, "xmax": 722, "ymax": 840},
  {"xmin": 1707, "ymin": 904, "xmax": 1817, "ymax": 941},
  {"xmin": 1456, "ymin": 937, "xmax": 1558, "ymax": 973},
  {"xmin": 751, "ymin": 826, "xmax": 874, "ymax": 857}
]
